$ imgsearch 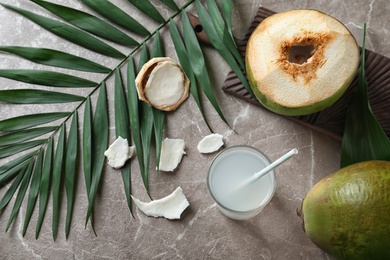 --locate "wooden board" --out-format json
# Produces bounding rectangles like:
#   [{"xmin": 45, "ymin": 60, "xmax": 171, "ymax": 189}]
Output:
[{"xmin": 221, "ymin": 7, "xmax": 390, "ymax": 140}]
